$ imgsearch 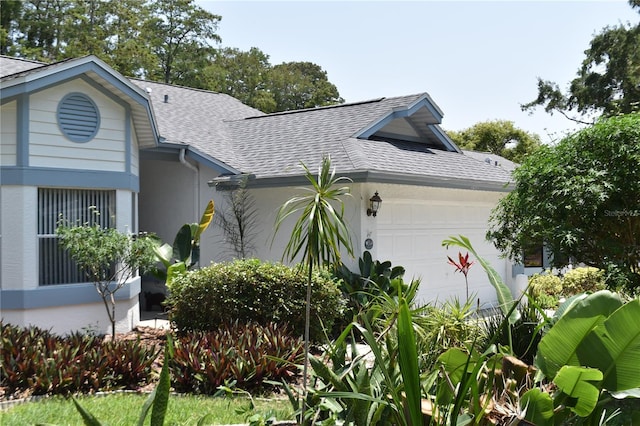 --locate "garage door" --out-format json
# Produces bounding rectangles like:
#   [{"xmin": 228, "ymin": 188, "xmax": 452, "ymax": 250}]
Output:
[{"xmin": 376, "ymin": 198, "xmax": 507, "ymax": 309}]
